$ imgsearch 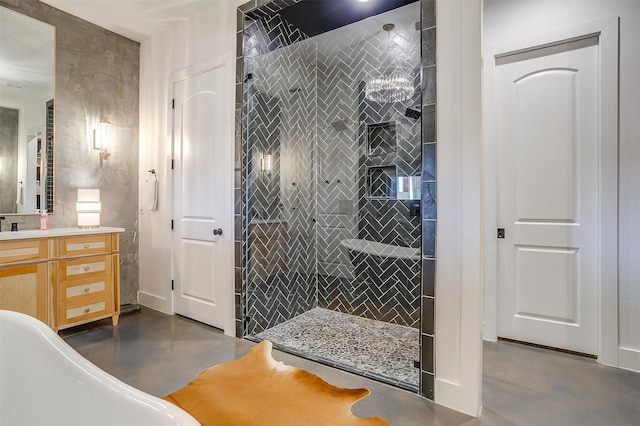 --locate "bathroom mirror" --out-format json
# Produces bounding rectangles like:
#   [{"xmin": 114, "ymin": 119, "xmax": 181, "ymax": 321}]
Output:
[{"xmin": 0, "ymin": 6, "xmax": 55, "ymax": 215}]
